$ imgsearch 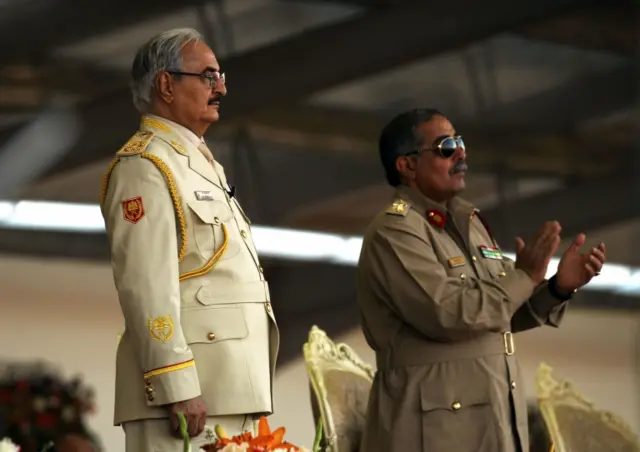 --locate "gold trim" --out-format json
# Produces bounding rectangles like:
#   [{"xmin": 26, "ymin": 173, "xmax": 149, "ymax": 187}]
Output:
[
  {"xmin": 143, "ymin": 359, "xmax": 195, "ymax": 379},
  {"xmin": 179, "ymin": 223, "xmax": 229, "ymax": 282}
]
